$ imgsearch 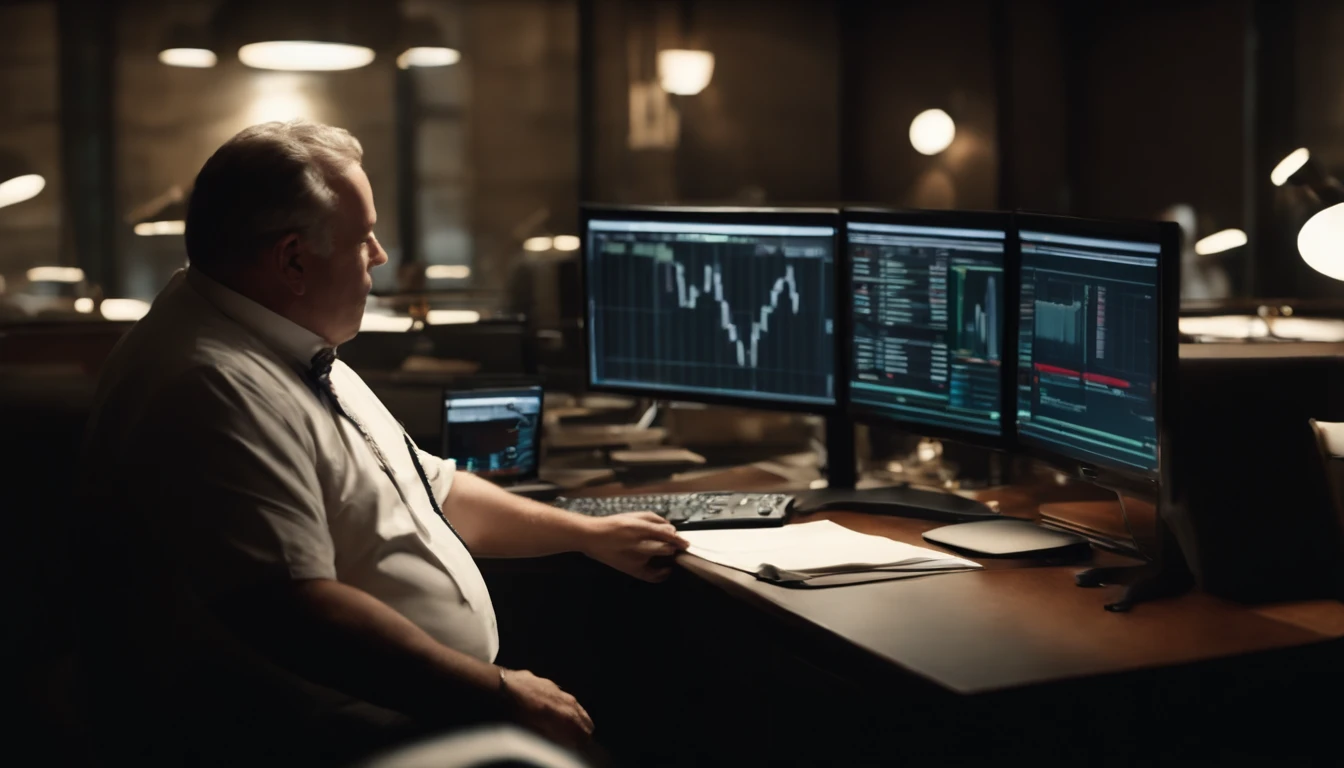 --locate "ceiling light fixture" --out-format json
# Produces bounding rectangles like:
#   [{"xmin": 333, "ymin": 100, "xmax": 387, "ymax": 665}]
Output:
[
  {"xmin": 658, "ymin": 49, "xmax": 715, "ymax": 96},
  {"xmin": 910, "ymin": 109, "xmax": 956, "ymax": 156},
  {"xmin": 158, "ymin": 19, "xmax": 217, "ymax": 68},
  {"xmin": 159, "ymin": 48, "xmax": 217, "ymax": 68},
  {"xmin": 552, "ymin": 235, "xmax": 580, "ymax": 252},
  {"xmin": 238, "ymin": 41, "xmax": 375, "ymax": 71},
  {"xmin": 396, "ymin": 14, "xmax": 460, "ymax": 70},
  {"xmin": 215, "ymin": 0, "xmax": 391, "ymax": 72}
]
